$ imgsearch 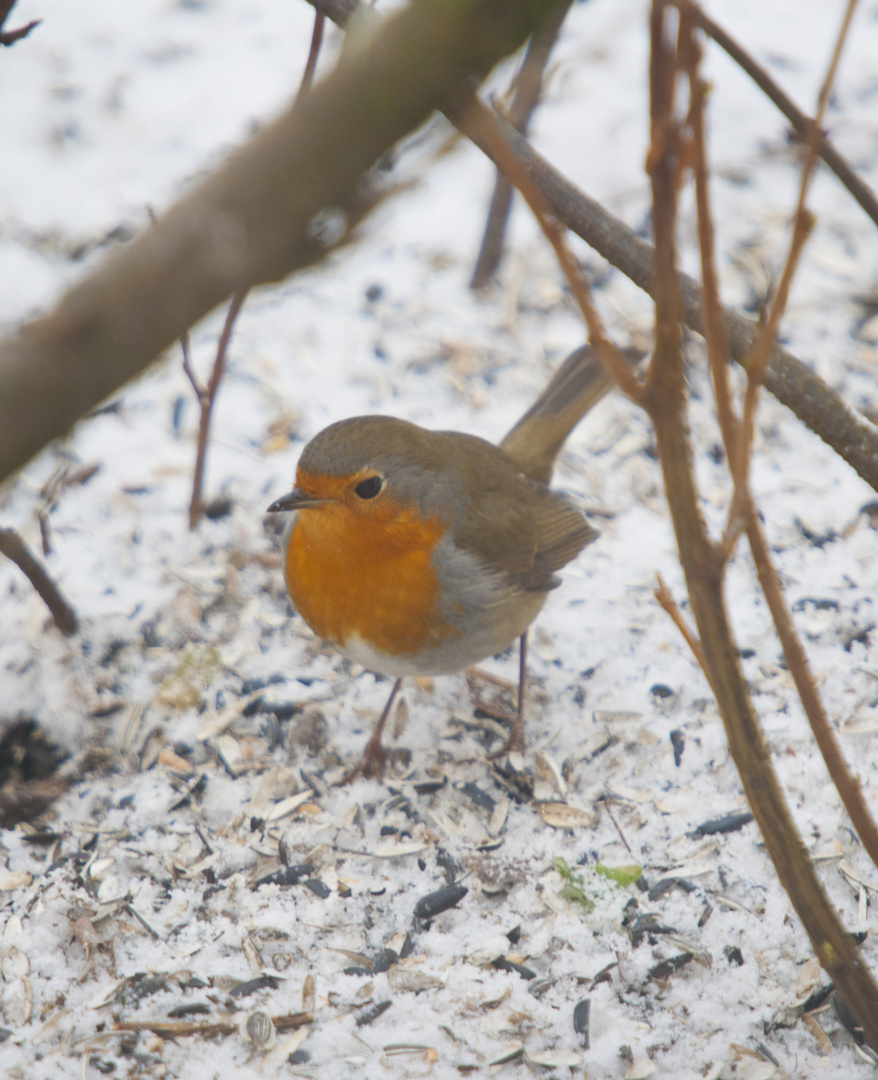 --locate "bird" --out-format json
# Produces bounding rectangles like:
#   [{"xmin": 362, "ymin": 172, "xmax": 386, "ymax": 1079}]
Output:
[{"xmin": 268, "ymin": 344, "xmax": 624, "ymax": 782}]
